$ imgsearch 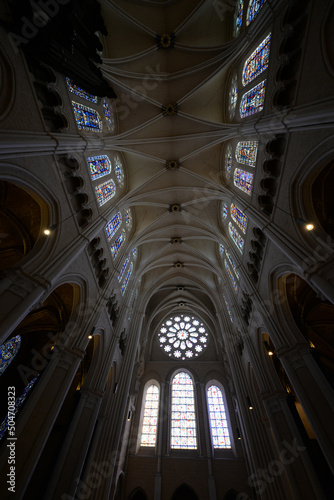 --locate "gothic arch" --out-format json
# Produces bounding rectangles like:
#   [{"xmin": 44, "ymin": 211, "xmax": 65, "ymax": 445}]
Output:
[
  {"xmin": 171, "ymin": 483, "xmax": 199, "ymax": 500},
  {"xmin": 127, "ymin": 487, "xmax": 148, "ymax": 500}
]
